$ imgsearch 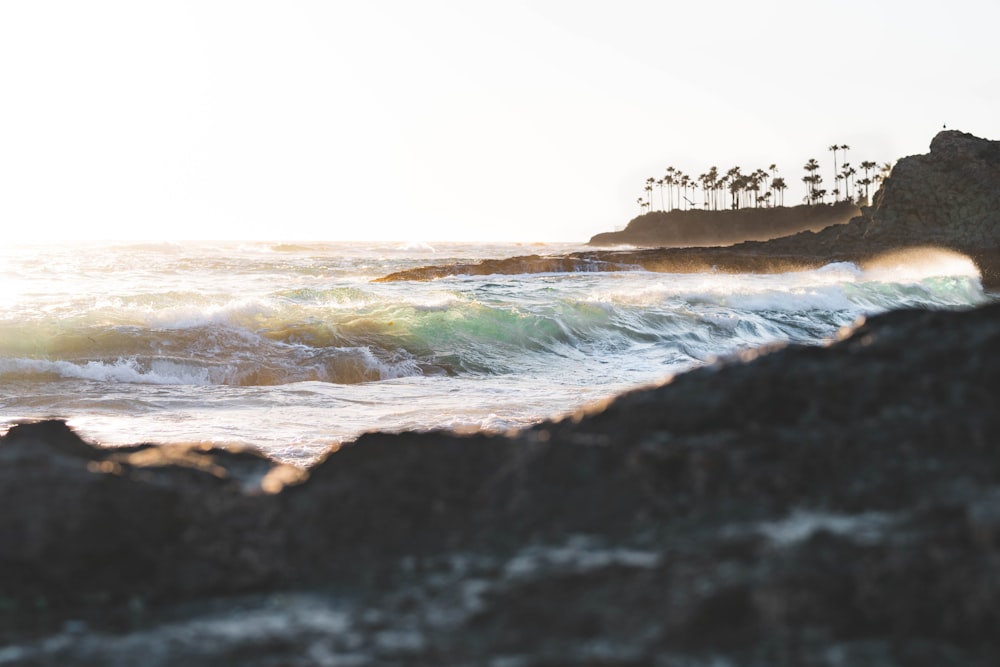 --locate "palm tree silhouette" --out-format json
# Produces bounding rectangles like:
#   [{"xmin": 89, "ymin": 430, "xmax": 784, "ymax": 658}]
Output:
[
  {"xmin": 772, "ymin": 177, "xmax": 787, "ymax": 206},
  {"xmin": 859, "ymin": 160, "xmax": 877, "ymax": 202},
  {"xmin": 828, "ymin": 145, "xmax": 840, "ymax": 201},
  {"xmin": 705, "ymin": 166, "xmax": 720, "ymax": 210},
  {"xmin": 843, "ymin": 165, "xmax": 856, "ymax": 203},
  {"xmin": 803, "ymin": 158, "xmax": 822, "ymax": 204},
  {"xmin": 725, "ymin": 166, "xmax": 743, "ymax": 209},
  {"xmin": 628, "ymin": 141, "xmax": 882, "ymax": 212},
  {"xmin": 768, "ymin": 165, "xmax": 779, "ymax": 207},
  {"xmin": 679, "ymin": 173, "xmax": 692, "ymax": 210}
]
